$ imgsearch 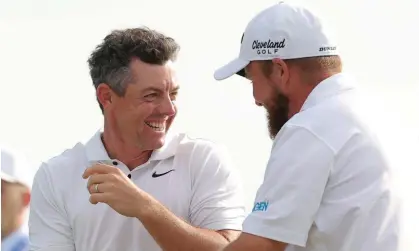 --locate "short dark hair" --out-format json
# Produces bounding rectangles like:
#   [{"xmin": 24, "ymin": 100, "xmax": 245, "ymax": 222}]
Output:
[{"xmin": 87, "ymin": 27, "xmax": 180, "ymax": 111}]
